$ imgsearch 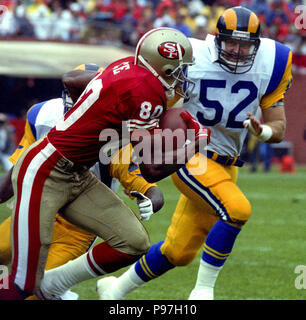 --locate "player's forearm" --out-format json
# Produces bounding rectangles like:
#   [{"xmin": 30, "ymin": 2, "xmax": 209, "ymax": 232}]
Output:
[
  {"xmin": 264, "ymin": 118, "xmax": 286, "ymax": 143},
  {"xmin": 244, "ymin": 105, "xmax": 286, "ymax": 143},
  {"xmin": 262, "ymin": 104, "xmax": 287, "ymax": 143},
  {"xmin": 62, "ymin": 70, "xmax": 97, "ymax": 103},
  {"xmin": 0, "ymin": 167, "xmax": 14, "ymax": 203},
  {"xmin": 144, "ymin": 186, "xmax": 164, "ymax": 213}
]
